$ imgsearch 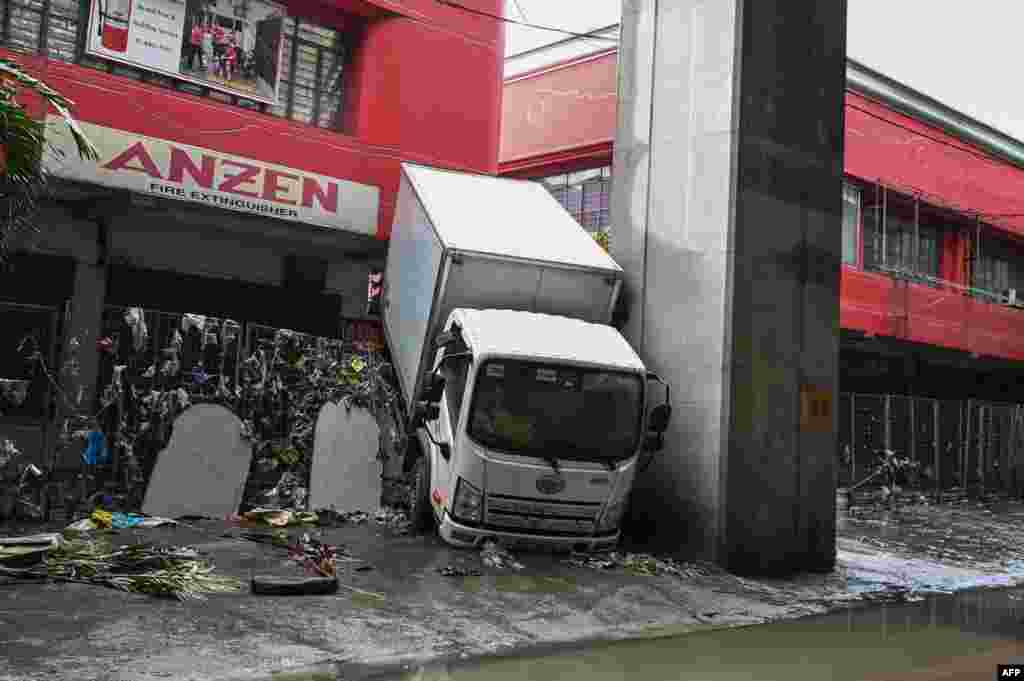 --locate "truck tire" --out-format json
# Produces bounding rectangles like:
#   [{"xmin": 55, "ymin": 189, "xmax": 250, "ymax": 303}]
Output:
[{"xmin": 410, "ymin": 455, "xmax": 435, "ymax": 532}]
